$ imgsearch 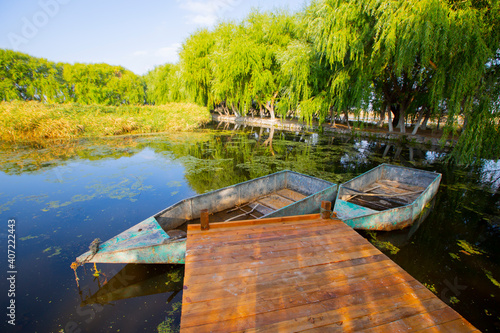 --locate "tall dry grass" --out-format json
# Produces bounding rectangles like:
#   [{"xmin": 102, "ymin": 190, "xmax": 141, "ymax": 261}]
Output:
[{"xmin": 0, "ymin": 101, "xmax": 210, "ymax": 142}]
